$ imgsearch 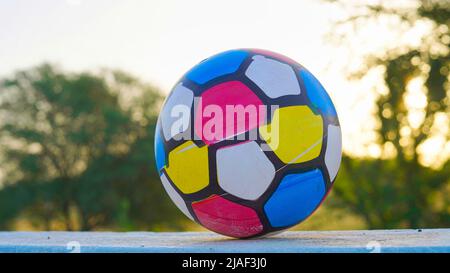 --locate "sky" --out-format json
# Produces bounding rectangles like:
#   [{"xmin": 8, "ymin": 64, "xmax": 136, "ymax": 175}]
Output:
[
  {"xmin": 0, "ymin": 0, "xmax": 347, "ymax": 90},
  {"xmin": 0, "ymin": 0, "xmax": 433, "ymax": 158}
]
